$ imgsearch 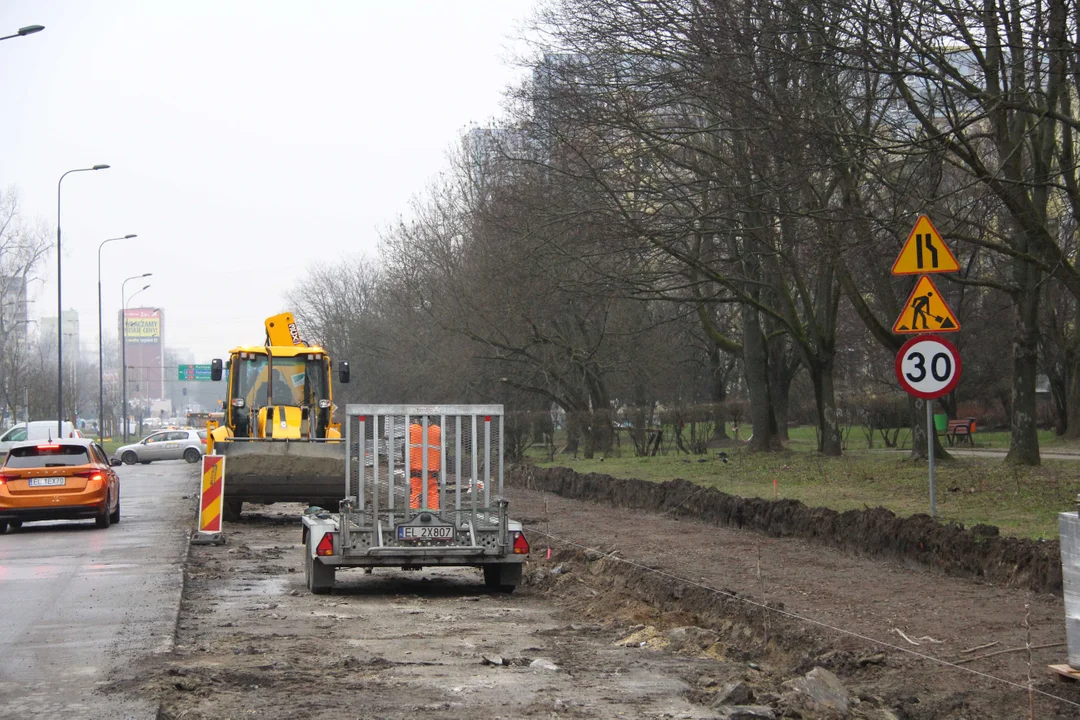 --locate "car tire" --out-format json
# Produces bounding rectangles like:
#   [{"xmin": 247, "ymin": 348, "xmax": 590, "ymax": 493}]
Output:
[
  {"xmin": 183, "ymin": 447, "xmax": 201, "ymax": 464},
  {"xmin": 122, "ymin": 451, "xmax": 138, "ymax": 465},
  {"xmin": 0, "ymin": 521, "xmax": 7, "ymax": 535},
  {"xmin": 8, "ymin": 520, "xmax": 22, "ymax": 530},
  {"xmin": 95, "ymin": 494, "xmax": 112, "ymax": 529},
  {"xmin": 109, "ymin": 497, "xmax": 120, "ymax": 524}
]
